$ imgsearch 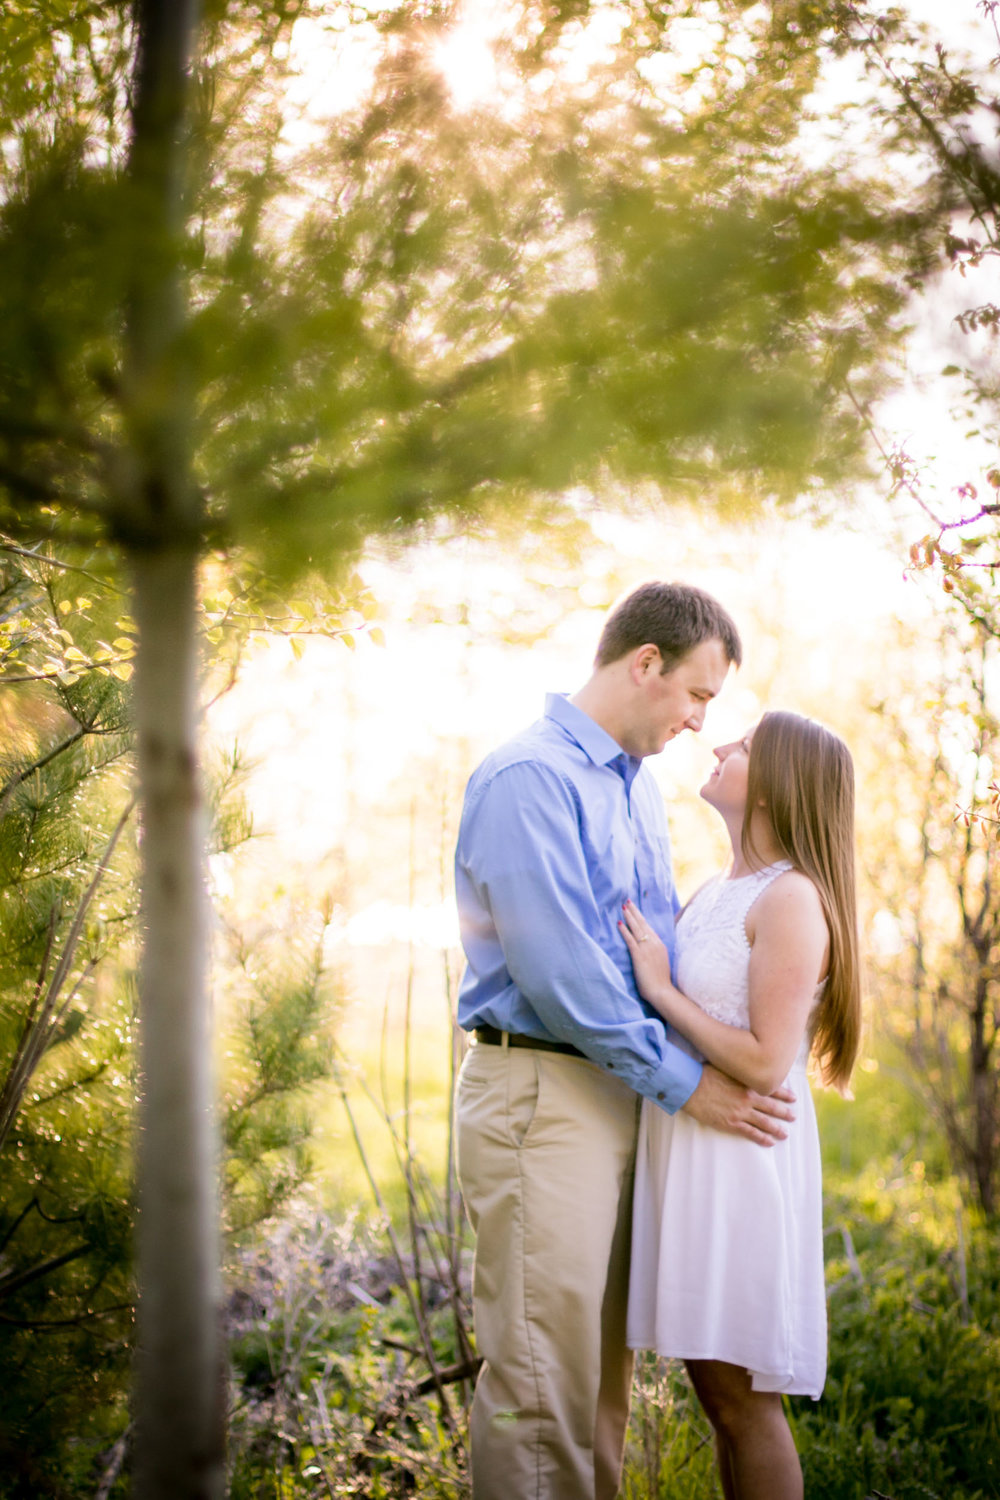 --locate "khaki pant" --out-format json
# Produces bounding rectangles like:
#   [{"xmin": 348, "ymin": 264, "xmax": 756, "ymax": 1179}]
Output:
[{"xmin": 456, "ymin": 1040, "xmax": 642, "ymax": 1500}]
